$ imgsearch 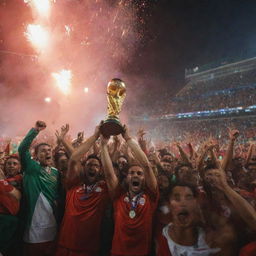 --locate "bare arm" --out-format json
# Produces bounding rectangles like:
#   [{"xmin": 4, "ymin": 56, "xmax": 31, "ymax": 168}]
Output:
[
  {"xmin": 213, "ymin": 168, "xmax": 256, "ymax": 230},
  {"xmin": 197, "ymin": 145, "xmax": 209, "ymax": 172},
  {"xmin": 110, "ymin": 136, "xmax": 122, "ymax": 163},
  {"xmin": 69, "ymin": 126, "xmax": 100, "ymax": 163},
  {"xmin": 245, "ymin": 143, "xmax": 254, "ymax": 166},
  {"xmin": 65, "ymin": 125, "xmax": 100, "ymax": 185},
  {"xmin": 137, "ymin": 128, "xmax": 148, "ymax": 155},
  {"xmin": 100, "ymin": 136, "xmax": 119, "ymax": 198},
  {"xmin": 176, "ymin": 143, "xmax": 191, "ymax": 166},
  {"xmin": 221, "ymin": 129, "xmax": 239, "ymax": 171},
  {"xmin": 122, "ymin": 125, "xmax": 157, "ymax": 193},
  {"xmin": 55, "ymin": 124, "xmax": 74, "ymax": 157}
]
